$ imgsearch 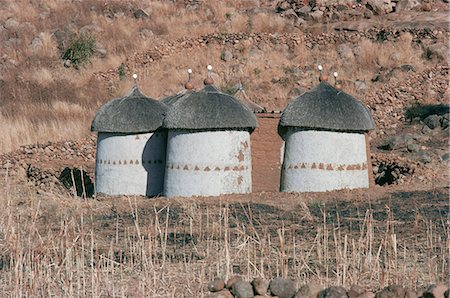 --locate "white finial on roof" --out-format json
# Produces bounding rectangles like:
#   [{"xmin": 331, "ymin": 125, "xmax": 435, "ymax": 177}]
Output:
[
  {"xmin": 132, "ymin": 73, "xmax": 138, "ymax": 85},
  {"xmin": 333, "ymin": 72, "xmax": 338, "ymax": 78},
  {"xmin": 204, "ymin": 65, "xmax": 214, "ymax": 85},
  {"xmin": 318, "ymin": 64, "xmax": 327, "ymax": 82},
  {"xmin": 185, "ymin": 68, "xmax": 194, "ymax": 90}
]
